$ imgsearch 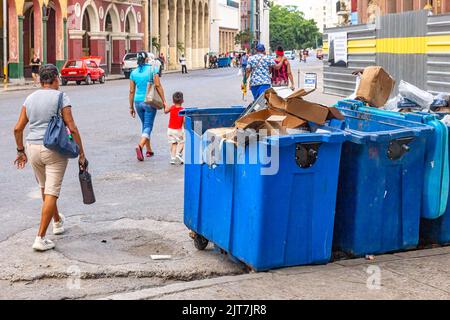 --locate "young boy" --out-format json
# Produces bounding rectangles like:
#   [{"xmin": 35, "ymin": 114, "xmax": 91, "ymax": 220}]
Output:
[{"xmin": 165, "ymin": 92, "xmax": 185, "ymax": 164}]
